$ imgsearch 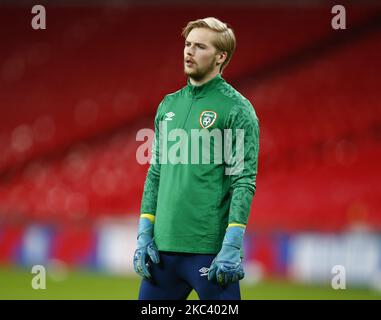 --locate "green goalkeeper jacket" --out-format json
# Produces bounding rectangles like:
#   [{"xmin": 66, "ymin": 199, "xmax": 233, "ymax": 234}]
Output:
[{"xmin": 140, "ymin": 73, "xmax": 259, "ymax": 254}]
